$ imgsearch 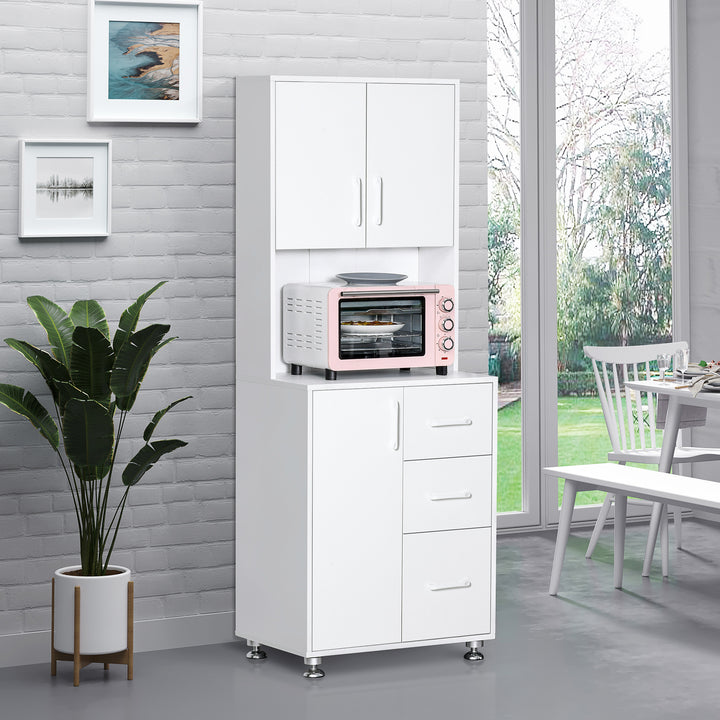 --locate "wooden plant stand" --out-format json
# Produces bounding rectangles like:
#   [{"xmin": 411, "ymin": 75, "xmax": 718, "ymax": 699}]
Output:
[{"xmin": 51, "ymin": 578, "xmax": 134, "ymax": 687}]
